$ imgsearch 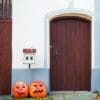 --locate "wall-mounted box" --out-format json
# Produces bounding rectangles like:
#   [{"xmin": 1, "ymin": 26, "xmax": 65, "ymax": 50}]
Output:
[{"xmin": 23, "ymin": 48, "xmax": 37, "ymax": 64}]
